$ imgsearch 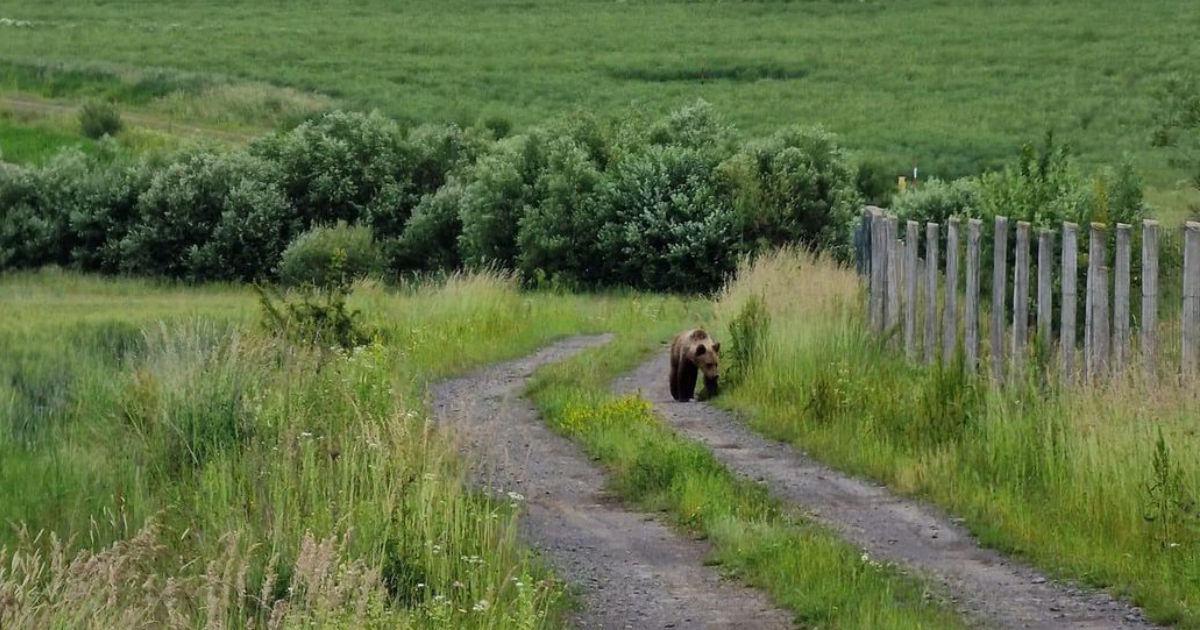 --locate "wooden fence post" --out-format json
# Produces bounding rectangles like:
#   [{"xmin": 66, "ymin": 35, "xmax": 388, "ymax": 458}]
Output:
[
  {"xmin": 944, "ymin": 218, "xmax": 960, "ymax": 362},
  {"xmin": 886, "ymin": 217, "xmax": 901, "ymax": 335},
  {"xmin": 1184, "ymin": 222, "xmax": 1200, "ymax": 376},
  {"xmin": 856, "ymin": 208, "xmax": 872, "ymax": 277},
  {"xmin": 991, "ymin": 216, "xmax": 1009, "ymax": 380},
  {"xmin": 925, "ymin": 223, "xmax": 940, "ymax": 363},
  {"xmin": 1142, "ymin": 220, "xmax": 1159, "ymax": 379},
  {"xmin": 965, "ymin": 219, "xmax": 982, "ymax": 370},
  {"xmin": 1084, "ymin": 224, "xmax": 1104, "ymax": 381},
  {"xmin": 1061, "ymin": 223, "xmax": 1078, "ymax": 380},
  {"xmin": 1012, "ymin": 222, "xmax": 1031, "ymax": 376},
  {"xmin": 905, "ymin": 221, "xmax": 919, "ymax": 360},
  {"xmin": 1113, "ymin": 224, "xmax": 1132, "ymax": 373},
  {"xmin": 1095, "ymin": 264, "xmax": 1111, "ymax": 378},
  {"xmin": 1037, "ymin": 230, "xmax": 1053, "ymax": 342},
  {"xmin": 1088, "ymin": 224, "xmax": 1109, "ymax": 379},
  {"xmin": 869, "ymin": 210, "xmax": 885, "ymax": 332}
]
